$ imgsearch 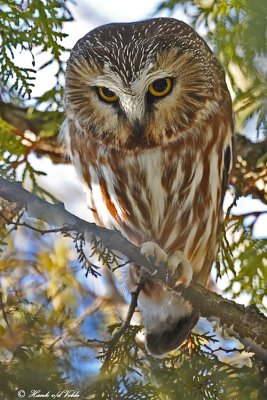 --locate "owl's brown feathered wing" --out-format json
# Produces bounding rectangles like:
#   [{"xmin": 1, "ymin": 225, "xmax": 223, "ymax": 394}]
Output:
[{"xmin": 63, "ymin": 17, "xmax": 234, "ymax": 356}]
